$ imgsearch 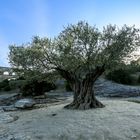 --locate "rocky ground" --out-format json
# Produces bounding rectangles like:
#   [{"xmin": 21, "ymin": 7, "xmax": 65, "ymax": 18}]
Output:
[
  {"xmin": 0, "ymin": 79, "xmax": 140, "ymax": 140},
  {"xmin": 1, "ymin": 99, "xmax": 140, "ymax": 140},
  {"xmin": 95, "ymin": 78, "xmax": 140, "ymax": 97}
]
